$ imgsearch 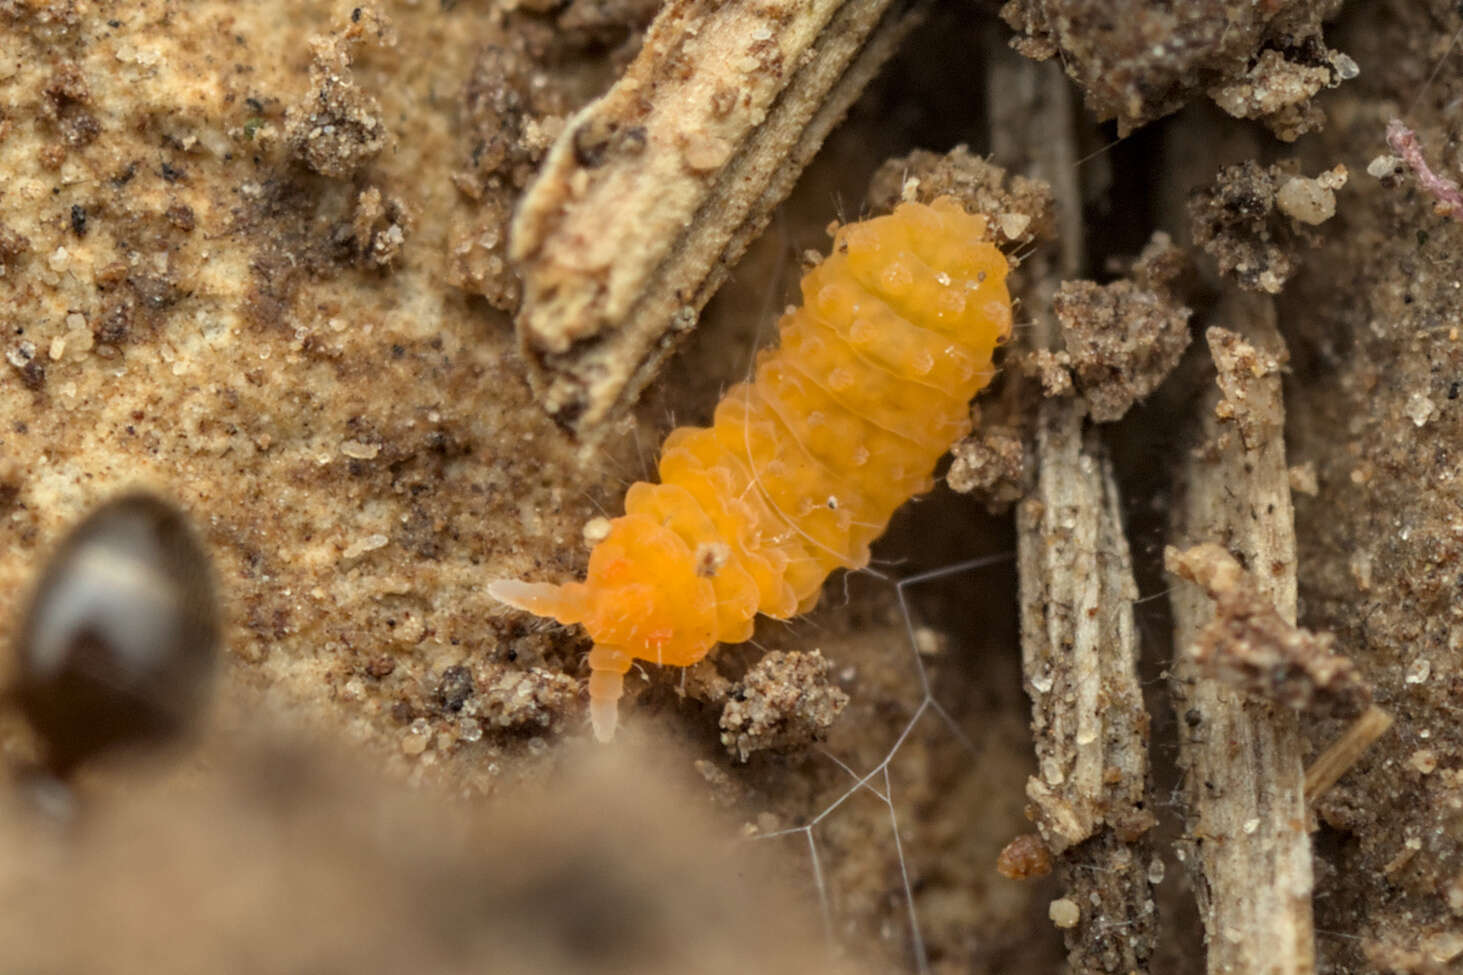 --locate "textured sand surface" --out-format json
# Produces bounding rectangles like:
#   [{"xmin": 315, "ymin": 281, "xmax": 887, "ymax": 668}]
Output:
[{"xmin": 6, "ymin": 1, "xmax": 1460, "ymax": 973}]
